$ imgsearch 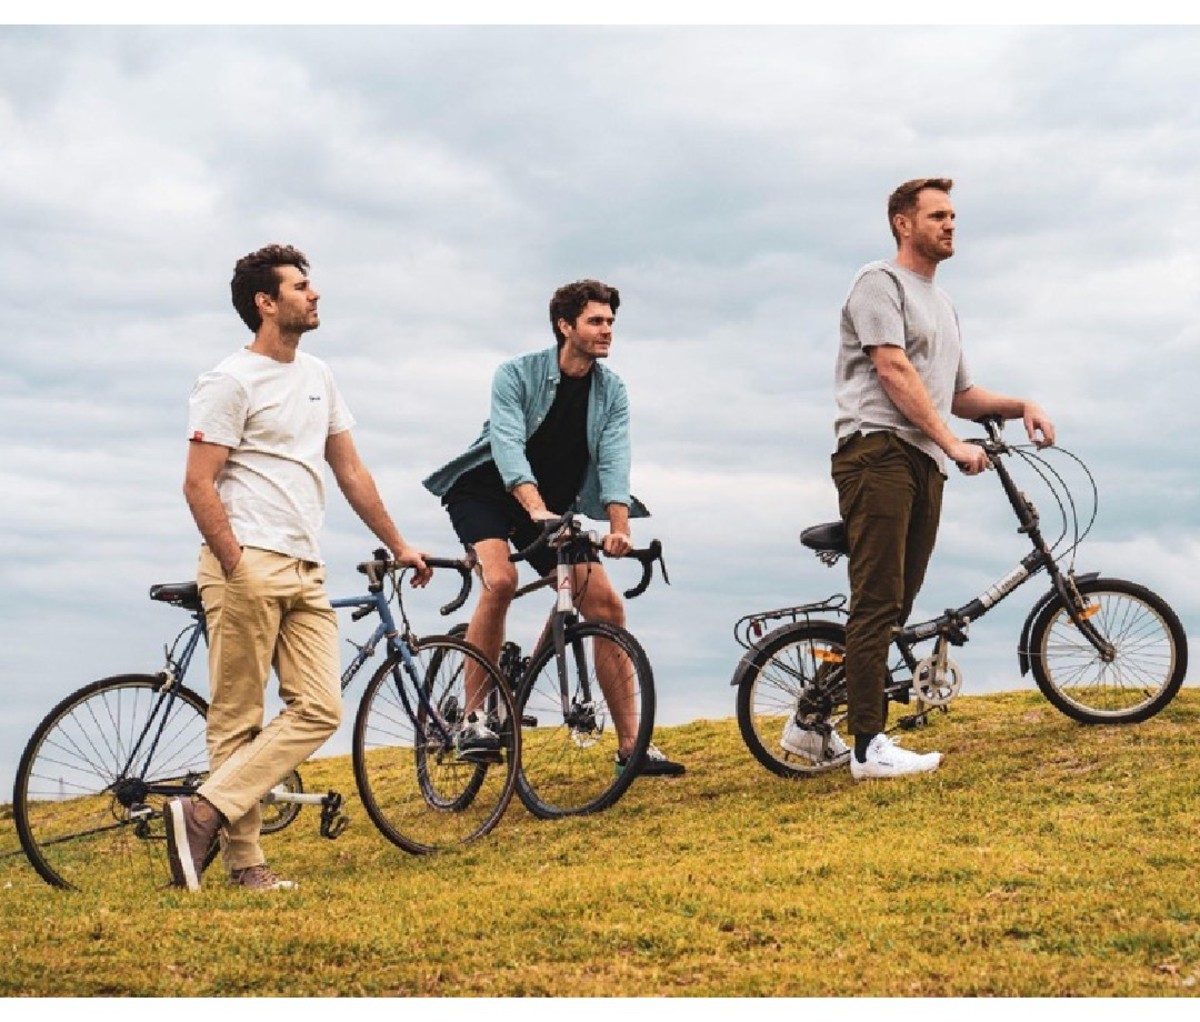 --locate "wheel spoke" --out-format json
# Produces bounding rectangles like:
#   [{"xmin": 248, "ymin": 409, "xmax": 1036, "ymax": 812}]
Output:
[{"xmin": 516, "ymin": 622, "xmax": 653, "ymax": 818}]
